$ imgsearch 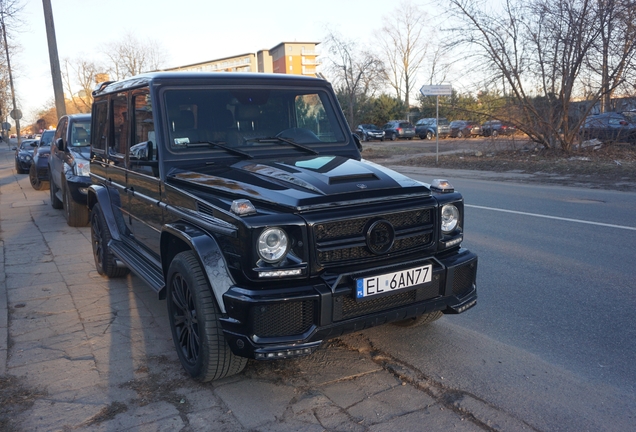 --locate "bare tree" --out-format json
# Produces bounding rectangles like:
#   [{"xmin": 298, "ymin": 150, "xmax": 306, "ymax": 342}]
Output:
[
  {"xmin": 588, "ymin": 0, "xmax": 636, "ymax": 112},
  {"xmin": 323, "ymin": 31, "xmax": 385, "ymax": 127},
  {"xmin": 62, "ymin": 56, "xmax": 102, "ymax": 113},
  {"xmin": 102, "ymin": 32, "xmax": 167, "ymax": 80},
  {"xmin": 0, "ymin": 0, "xmax": 24, "ymax": 138},
  {"xmin": 377, "ymin": 1, "xmax": 430, "ymax": 111},
  {"xmin": 447, "ymin": 0, "xmax": 635, "ymax": 151}
]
